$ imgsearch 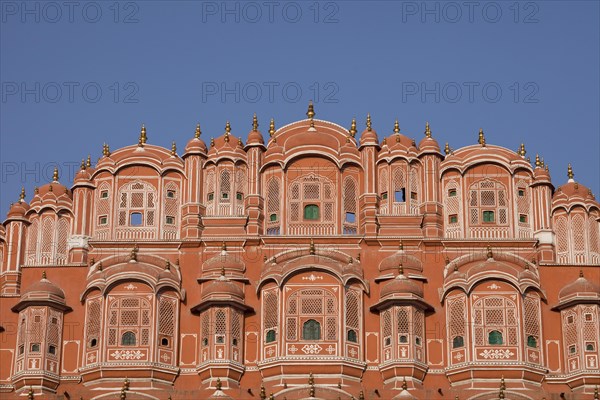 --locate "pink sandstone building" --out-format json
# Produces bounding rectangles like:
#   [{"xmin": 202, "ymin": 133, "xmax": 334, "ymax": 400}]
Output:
[{"xmin": 0, "ymin": 104, "xmax": 599, "ymax": 399}]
